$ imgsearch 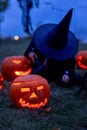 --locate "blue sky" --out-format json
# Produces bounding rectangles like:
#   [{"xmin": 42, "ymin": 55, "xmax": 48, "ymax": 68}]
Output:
[{"xmin": 1, "ymin": 0, "xmax": 87, "ymax": 43}]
